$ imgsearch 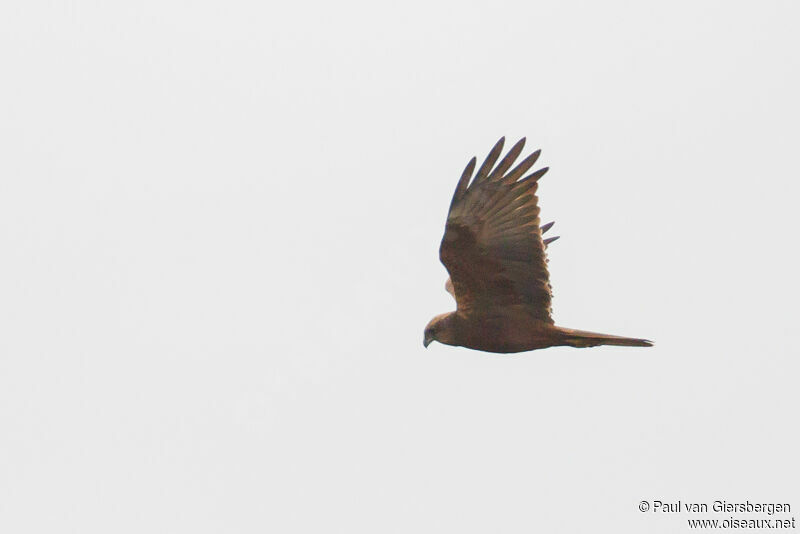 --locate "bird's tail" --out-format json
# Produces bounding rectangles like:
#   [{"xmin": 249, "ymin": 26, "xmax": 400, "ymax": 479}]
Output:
[{"xmin": 556, "ymin": 327, "xmax": 653, "ymax": 348}]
